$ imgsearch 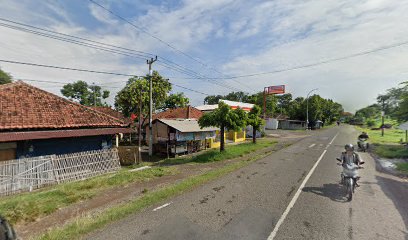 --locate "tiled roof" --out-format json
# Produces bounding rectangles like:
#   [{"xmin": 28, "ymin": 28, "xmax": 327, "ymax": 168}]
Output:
[
  {"xmin": 153, "ymin": 106, "xmax": 203, "ymax": 120},
  {"xmin": 0, "ymin": 81, "xmax": 127, "ymax": 130},
  {"xmin": 91, "ymin": 106, "xmax": 132, "ymax": 125}
]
